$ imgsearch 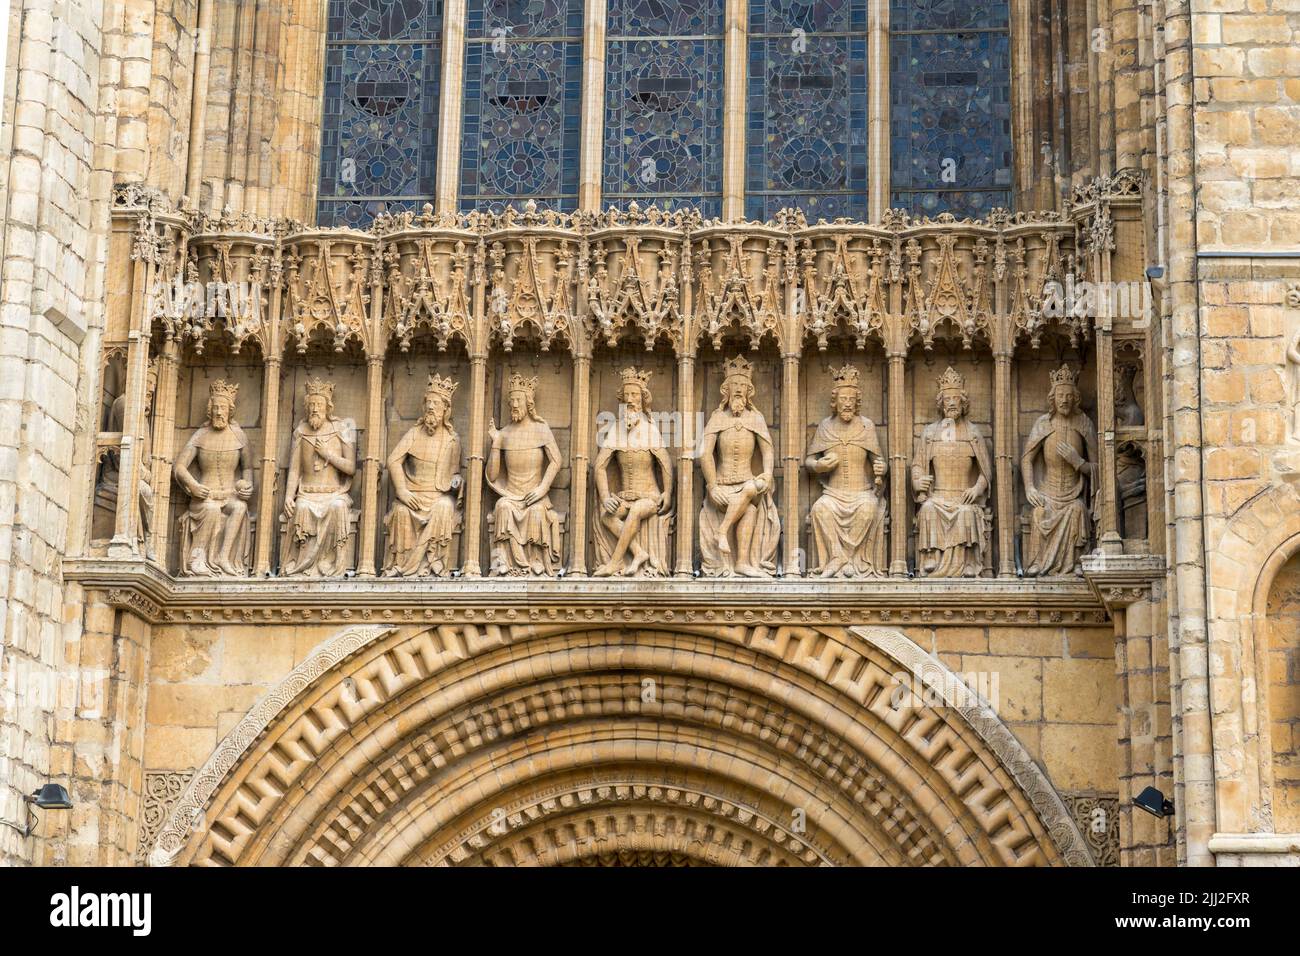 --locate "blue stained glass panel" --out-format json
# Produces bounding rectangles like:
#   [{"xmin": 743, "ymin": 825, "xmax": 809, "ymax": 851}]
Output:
[
  {"xmin": 889, "ymin": 22, "xmax": 1012, "ymax": 218},
  {"xmin": 468, "ymin": 0, "xmax": 583, "ymax": 39},
  {"xmin": 607, "ymin": 0, "xmax": 723, "ymax": 36},
  {"xmin": 602, "ymin": 39, "xmax": 724, "ymax": 205},
  {"xmin": 889, "ymin": 0, "xmax": 1009, "ymax": 32},
  {"xmin": 749, "ymin": 0, "xmax": 862, "ymax": 35},
  {"xmin": 460, "ymin": 39, "xmax": 583, "ymax": 208}
]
